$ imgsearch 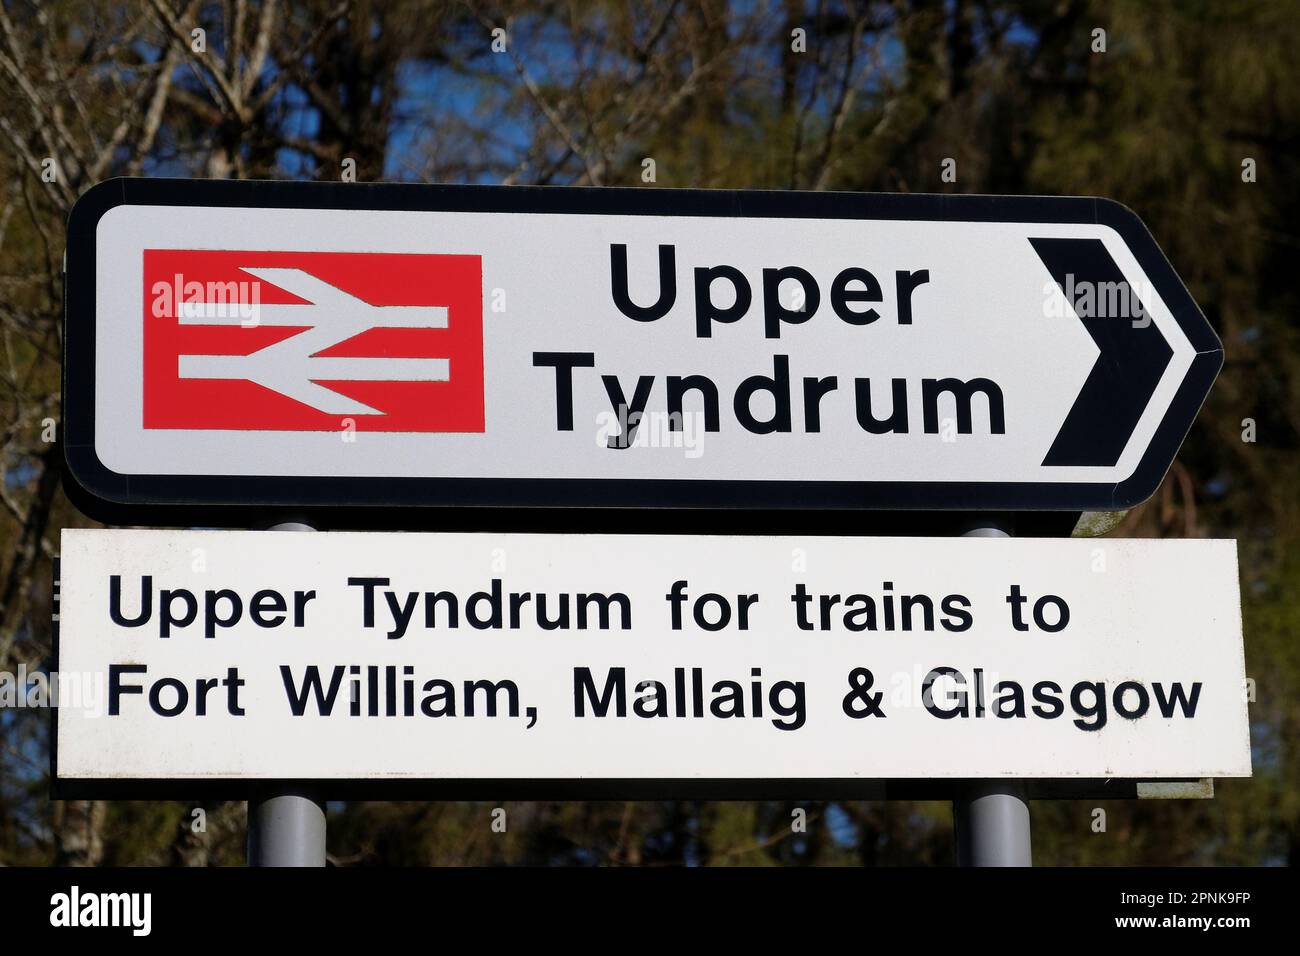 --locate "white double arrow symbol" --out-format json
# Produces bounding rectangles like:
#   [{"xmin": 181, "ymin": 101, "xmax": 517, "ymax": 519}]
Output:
[{"xmin": 177, "ymin": 268, "xmax": 449, "ymax": 416}]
